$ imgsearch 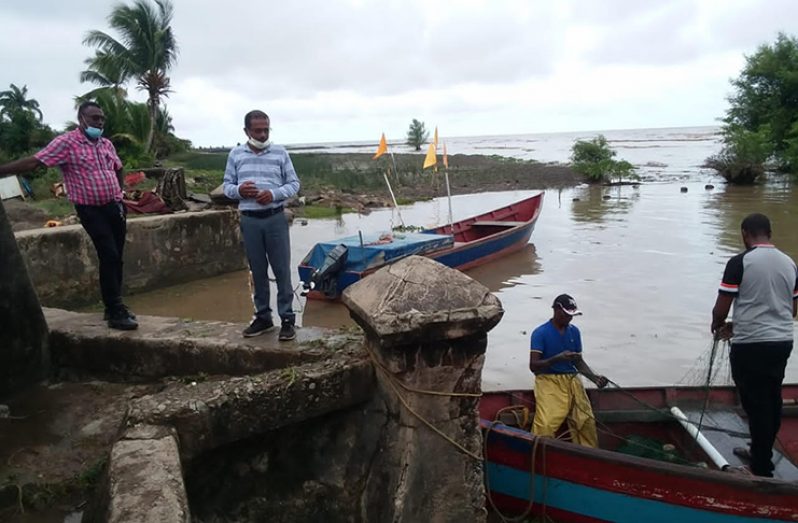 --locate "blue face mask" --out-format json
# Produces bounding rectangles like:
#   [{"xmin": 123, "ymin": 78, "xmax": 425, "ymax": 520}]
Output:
[{"xmin": 84, "ymin": 126, "xmax": 103, "ymax": 139}]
